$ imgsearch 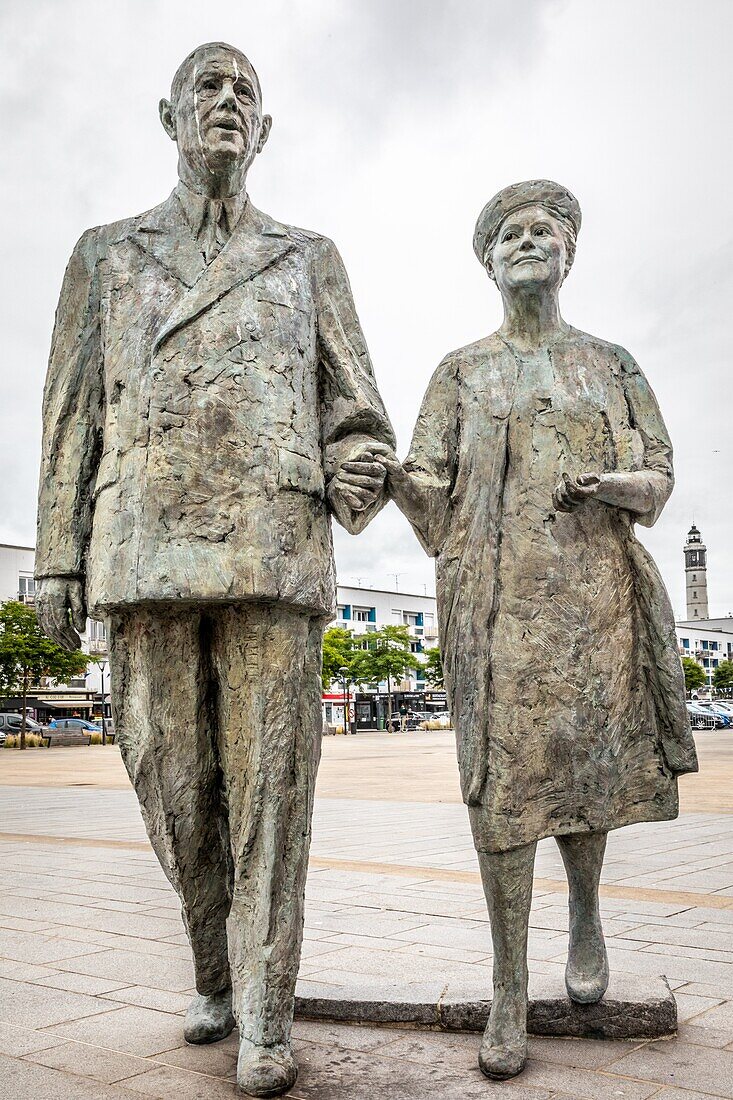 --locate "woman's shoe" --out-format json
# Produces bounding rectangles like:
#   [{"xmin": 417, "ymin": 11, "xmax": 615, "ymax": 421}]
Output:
[{"xmin": 566, "ymin": 918, "xmax": 609, "ymax": 1004}]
